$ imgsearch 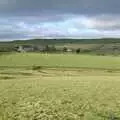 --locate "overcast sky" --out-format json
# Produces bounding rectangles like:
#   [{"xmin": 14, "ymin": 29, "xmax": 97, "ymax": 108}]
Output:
[{"xmin": 0, "ymin": 0, "xmax": 120, "ymax": 40}]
